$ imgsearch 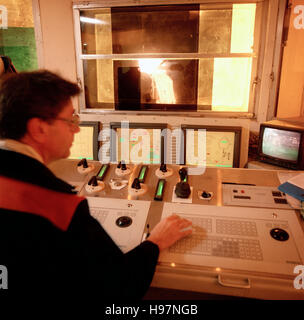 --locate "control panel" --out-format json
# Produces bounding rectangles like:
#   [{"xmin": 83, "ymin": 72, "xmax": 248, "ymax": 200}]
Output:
[{"xmin": 47, "ymin": 158, "xmax": 304, "ymax": 299}]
